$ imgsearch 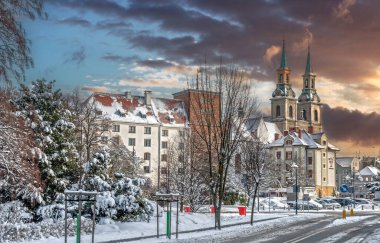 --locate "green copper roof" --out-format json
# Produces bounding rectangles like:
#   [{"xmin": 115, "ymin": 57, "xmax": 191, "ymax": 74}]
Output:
[
  {"xmin": 305, "ymin": 45, "xmax": 312, "ymax": 74},
  {"xmin": 280, "ymin": 40, "xmax": 287, "ymax": 69}
]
